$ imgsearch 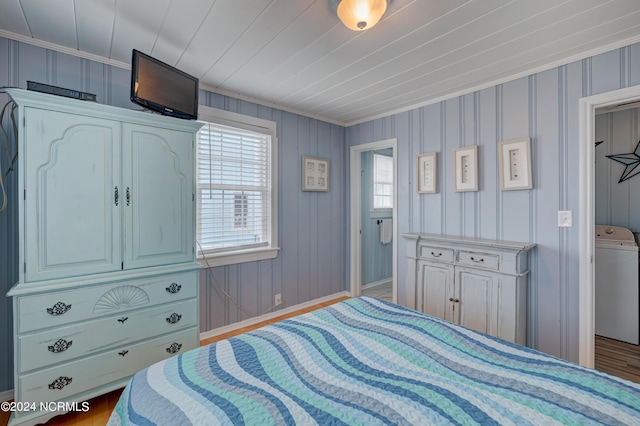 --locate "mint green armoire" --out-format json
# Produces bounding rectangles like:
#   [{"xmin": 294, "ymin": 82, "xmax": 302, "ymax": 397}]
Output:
[{"xmin": 5, "ymin": 88, "xmax": 202, "ymax": 426}]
